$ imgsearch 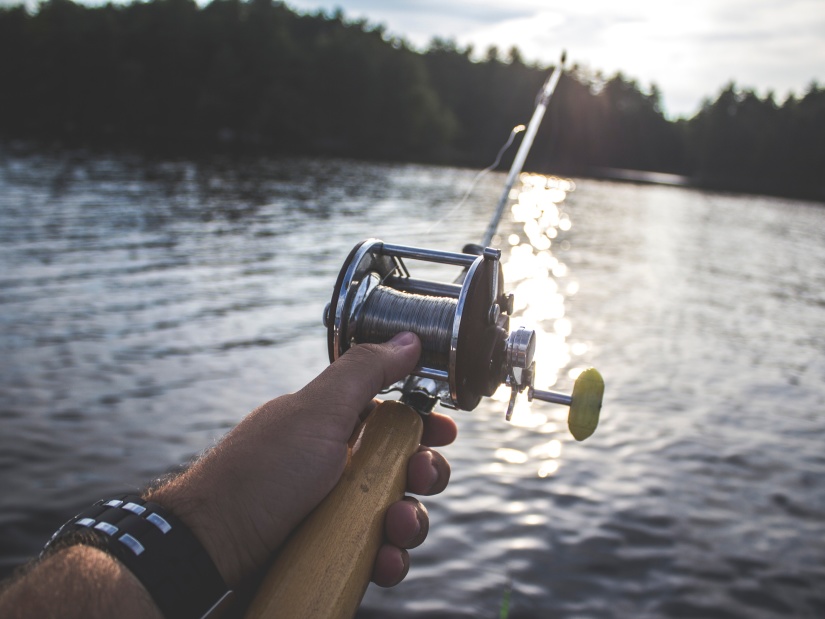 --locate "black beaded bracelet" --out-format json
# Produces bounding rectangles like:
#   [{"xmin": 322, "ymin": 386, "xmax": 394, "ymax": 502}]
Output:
[{"xmin": 42, "ymin": 495, "xmax": 234, "ymax": 619}]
